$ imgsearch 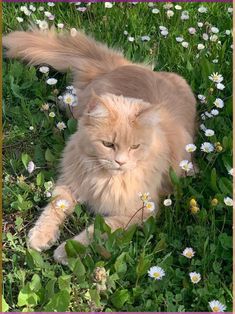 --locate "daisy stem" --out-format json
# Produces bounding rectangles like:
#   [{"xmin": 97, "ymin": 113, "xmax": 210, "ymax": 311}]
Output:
[{"xmin": 124, "ymin": 205, "xmax": 145, "ymax": 230}]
